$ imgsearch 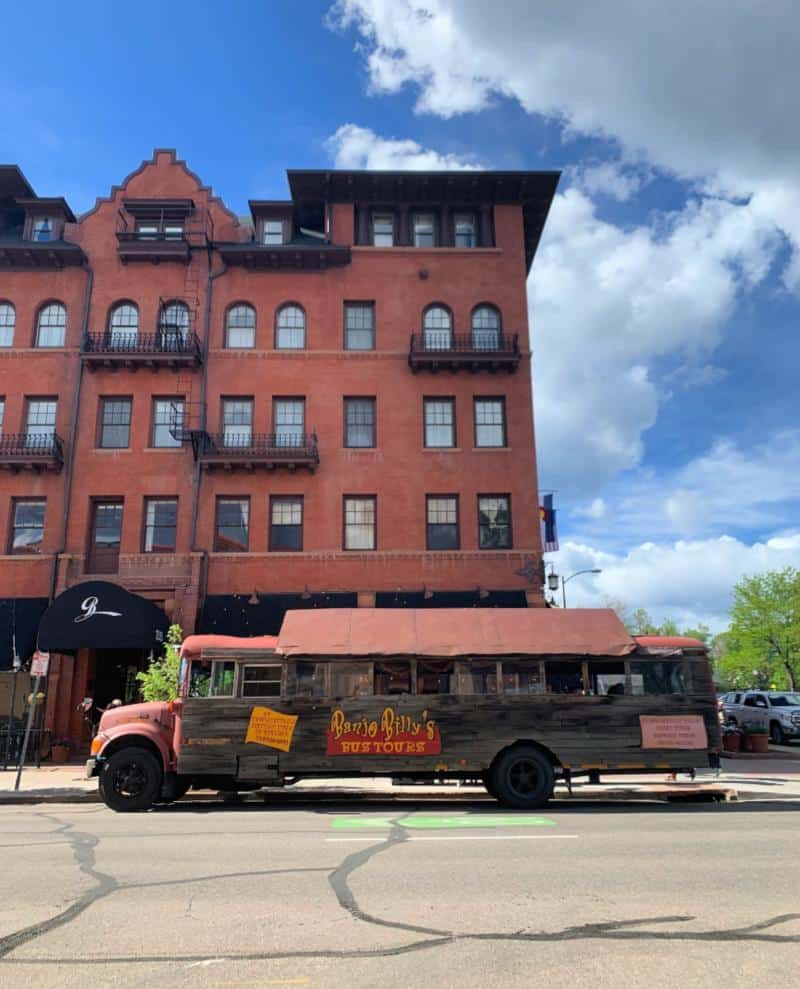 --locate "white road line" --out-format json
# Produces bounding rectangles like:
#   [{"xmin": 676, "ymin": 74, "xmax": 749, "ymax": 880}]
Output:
[{"xmin": 326, "ymin": 834, "xmax": 580, "ymax": 842}]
